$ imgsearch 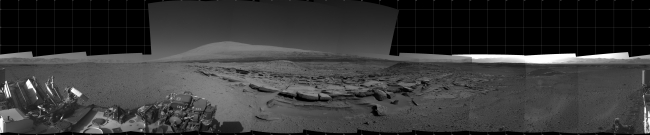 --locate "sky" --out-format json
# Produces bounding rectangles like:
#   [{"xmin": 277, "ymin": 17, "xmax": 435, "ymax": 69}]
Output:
[
  {"xmin": 146, "ymin": 1, "xmax": 398, "ymax": 61},
  {"xmin": 457, "ymin": 53, "xmax": 650, "ymax": 64}
]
